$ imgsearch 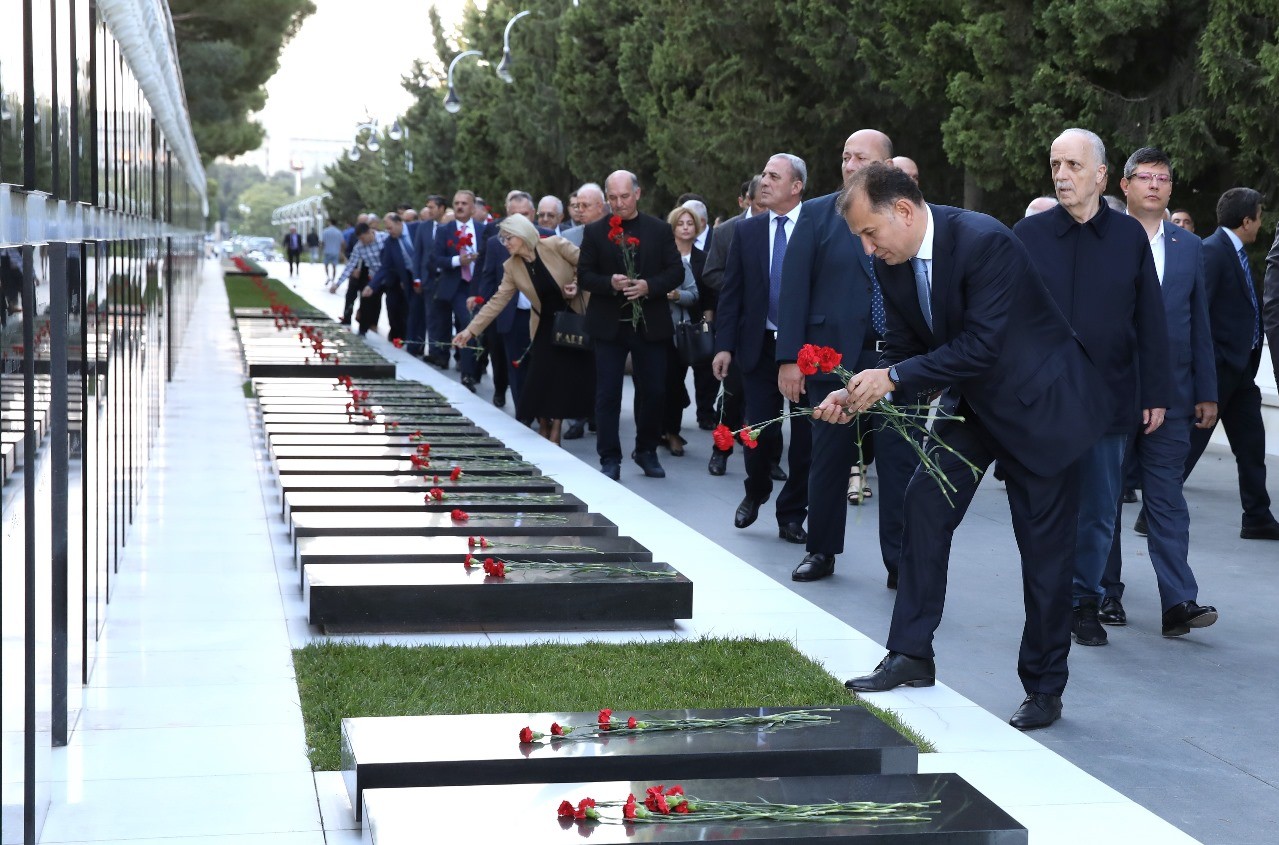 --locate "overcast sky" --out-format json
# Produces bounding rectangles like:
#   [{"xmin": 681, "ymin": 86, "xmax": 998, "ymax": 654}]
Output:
[{"xmin": 238, "ymin": 0, "xmax": 470, "ymax": 174}]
